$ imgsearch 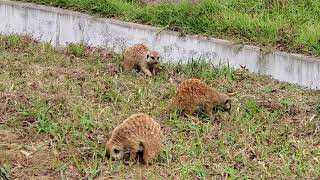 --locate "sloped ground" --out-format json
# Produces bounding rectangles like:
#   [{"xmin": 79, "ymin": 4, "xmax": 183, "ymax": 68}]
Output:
[{"xmin": 0, "ymin": 35, "xmax": 319, "ymax": 179}]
